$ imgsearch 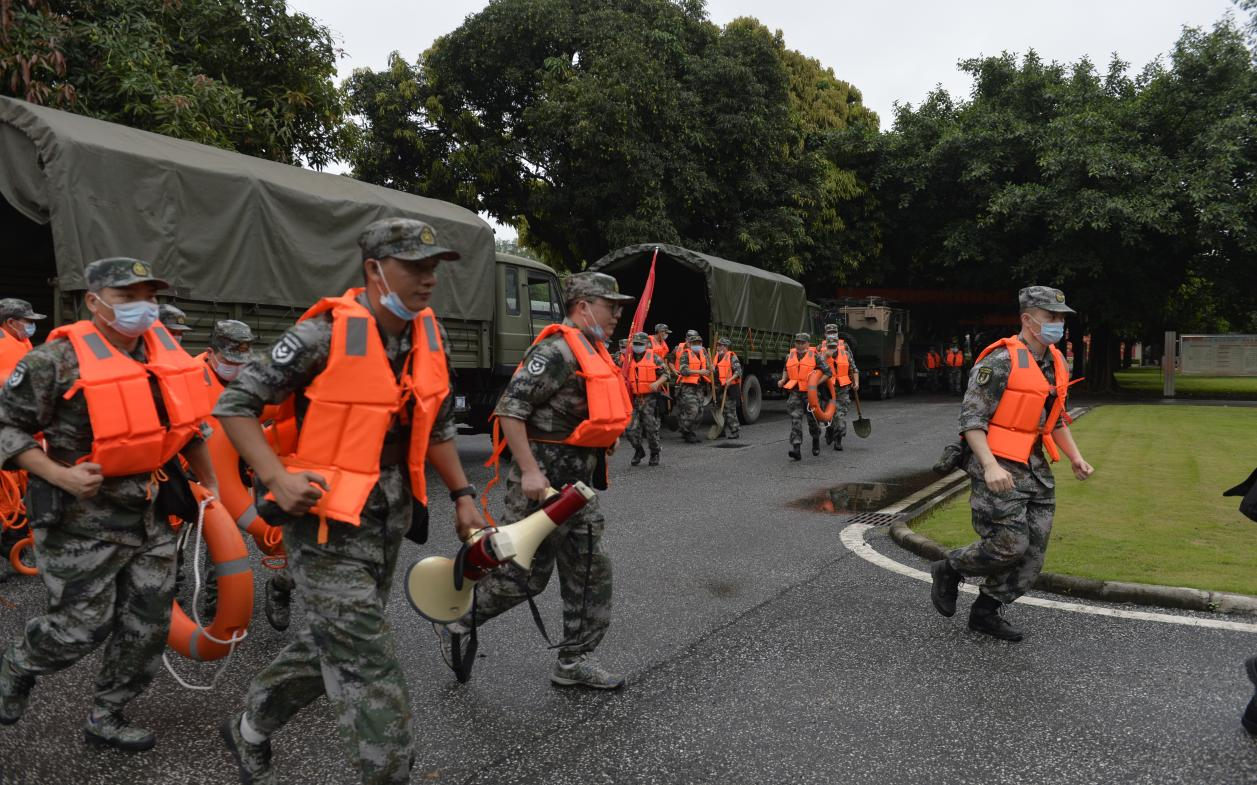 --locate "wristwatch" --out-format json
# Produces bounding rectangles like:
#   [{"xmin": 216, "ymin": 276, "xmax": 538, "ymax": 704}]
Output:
[{"xmin": 449, "ymin": 484, "xmax": 477, "ymax": 502}]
